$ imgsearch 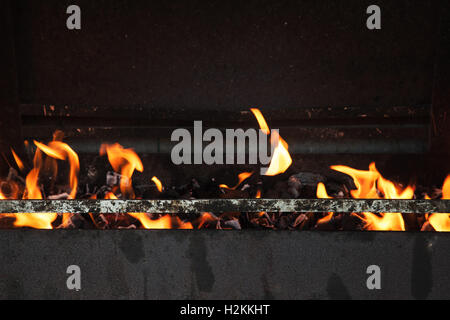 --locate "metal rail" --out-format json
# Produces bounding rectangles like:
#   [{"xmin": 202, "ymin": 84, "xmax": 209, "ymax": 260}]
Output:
[{"xmin": 0, "ymin": 199, "xmax": 448, "ymax": 214}]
